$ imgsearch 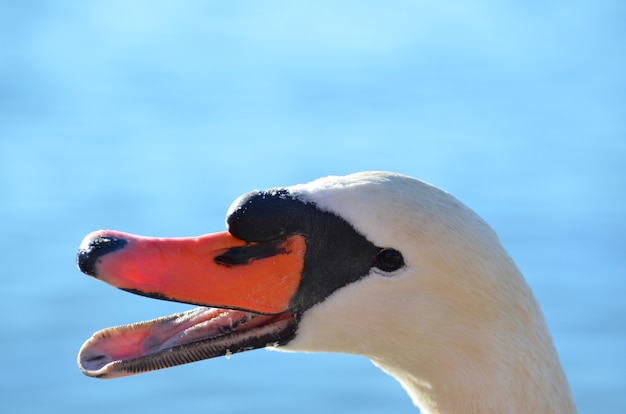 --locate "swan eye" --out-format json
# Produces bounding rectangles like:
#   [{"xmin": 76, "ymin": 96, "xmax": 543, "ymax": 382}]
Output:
[{"xmin": 373, "ymin": 249, "xmax": 405, "ymax": 273}]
